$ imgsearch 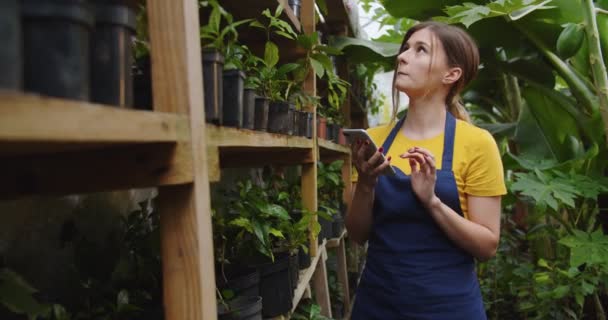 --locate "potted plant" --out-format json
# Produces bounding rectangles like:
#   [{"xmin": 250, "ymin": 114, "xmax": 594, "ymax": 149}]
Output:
[
  {"xmin": 248, "ymin": 7, "xmax": 300, "ymax": 135},
  {"xmin": 199, "ymin": 0, "xmax": 251, "ymax": 125}
]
